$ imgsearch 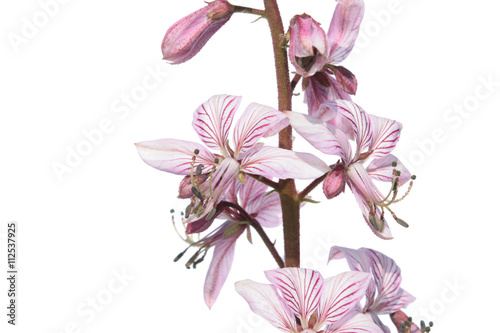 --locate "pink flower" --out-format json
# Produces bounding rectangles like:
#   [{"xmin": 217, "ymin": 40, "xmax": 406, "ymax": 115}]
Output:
[
  {"xmin": 161, "ymin": 1, "xmax": 234, "ymax": 64},
  {"xmin": 235, "ymin": 267, "xmax": 384, "ymax": 333},
  {"xmin": 329, "ymin": 246, "xmax": 416, "ymax": 333},
  {"xmin": 286, "ymin": 100, "xmax": 413, "ymax": 239},
  {"xmin": 178, "ymin": 177, "xmax": 282, "ymax": 309},
  {"xmin": 136, "ymin": 95, "xmax": 330, "ymax": 221},
  {"xmin": 288, "ymin": 0, "xmax": 365, "ymax": 113}
]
